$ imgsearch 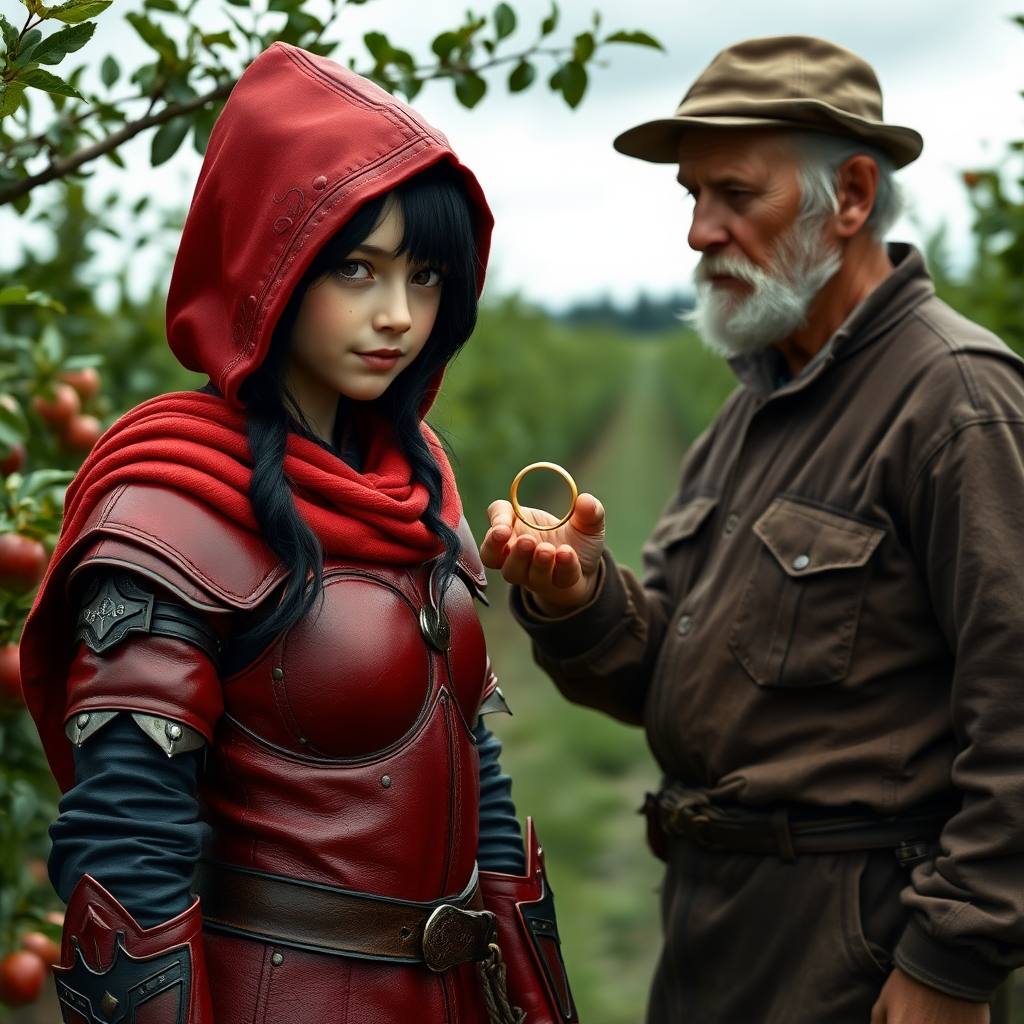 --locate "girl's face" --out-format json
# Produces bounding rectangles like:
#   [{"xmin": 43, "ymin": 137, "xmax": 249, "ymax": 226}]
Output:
[{"xmin": 285, "ymin": 201, "xmax": 443, "ymax": 433}]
